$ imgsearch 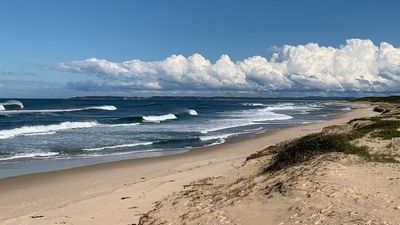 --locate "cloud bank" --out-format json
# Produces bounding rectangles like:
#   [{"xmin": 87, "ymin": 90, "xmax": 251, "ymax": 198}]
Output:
[{"xmin": 55, "ymin": 39, "xmax": 400, "ymax": 94}]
